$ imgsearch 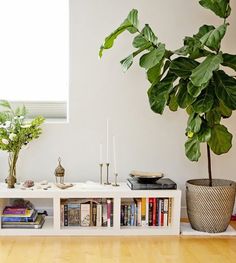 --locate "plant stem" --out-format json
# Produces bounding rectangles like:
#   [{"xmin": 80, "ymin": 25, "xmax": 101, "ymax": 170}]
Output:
[{"xmin": 207, "ymin": 143, "xmax": 212, "ymax": 186}]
